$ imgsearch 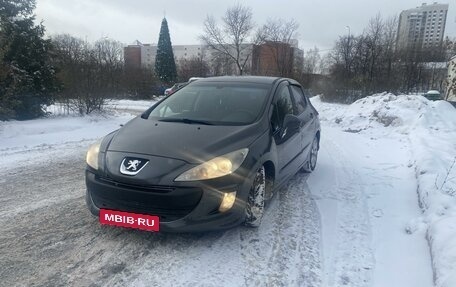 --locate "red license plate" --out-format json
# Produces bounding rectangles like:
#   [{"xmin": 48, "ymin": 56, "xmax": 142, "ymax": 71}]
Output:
[{"xmin": 99, "ymin": 209, "xmax": 159, "ymax": 232}]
